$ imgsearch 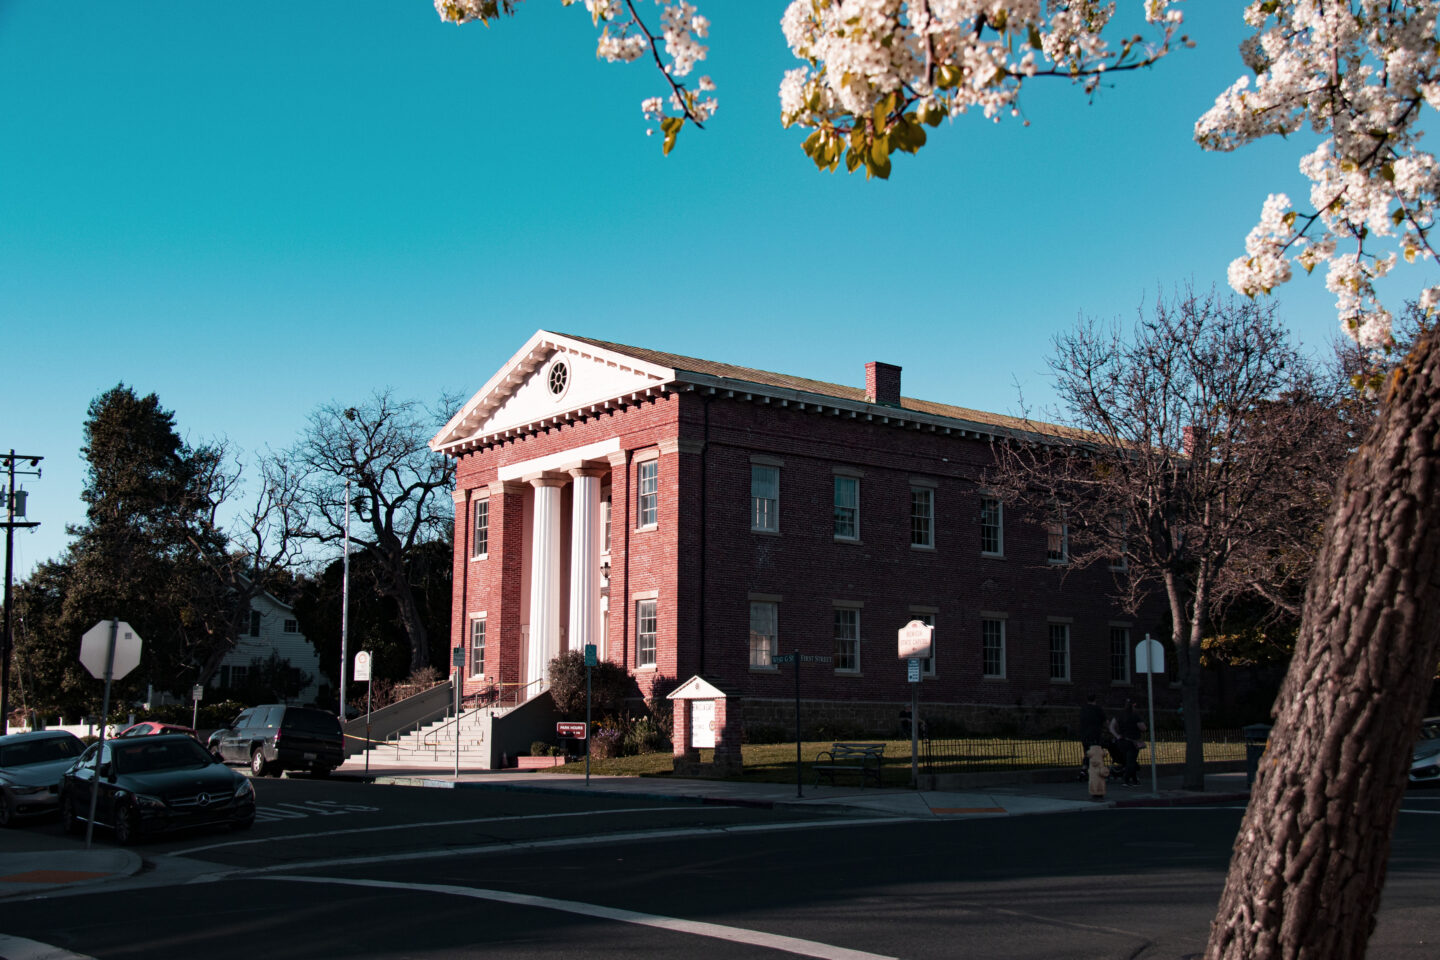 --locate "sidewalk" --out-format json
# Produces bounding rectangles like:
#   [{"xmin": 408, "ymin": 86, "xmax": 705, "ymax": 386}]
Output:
[{"xmin": 0, "ymin": 768, "xmax": 1250, "ymax": 900}]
